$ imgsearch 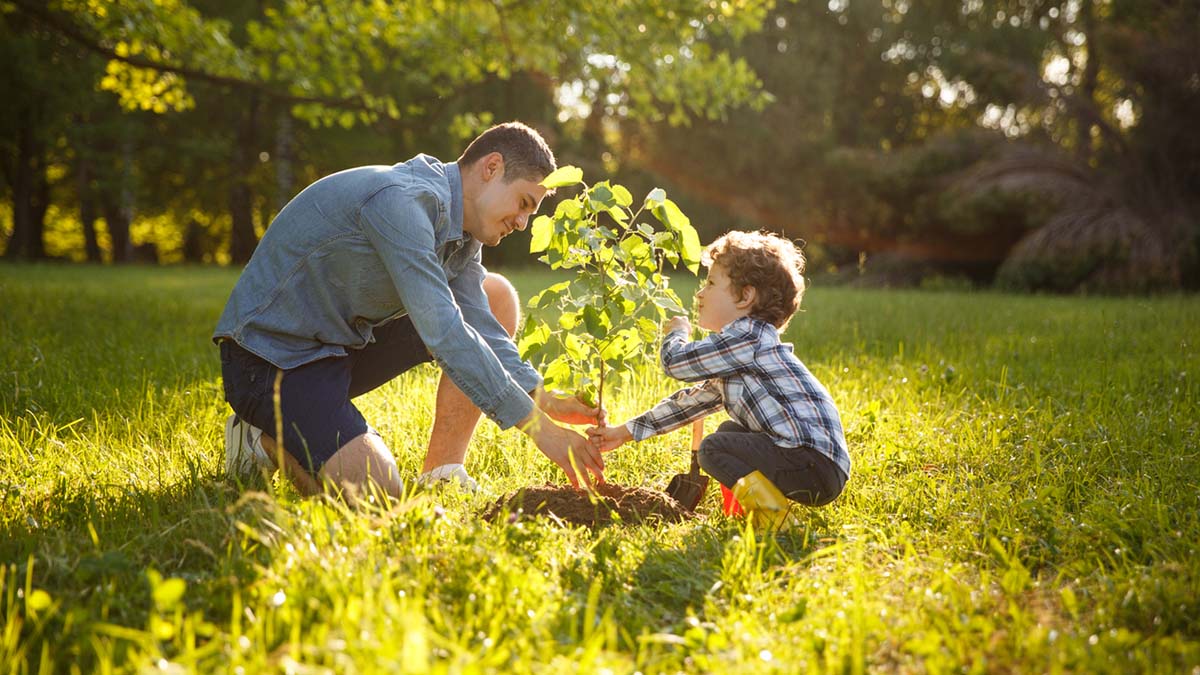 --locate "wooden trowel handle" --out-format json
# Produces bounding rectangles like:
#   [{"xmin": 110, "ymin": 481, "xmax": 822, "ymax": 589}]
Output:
[{"xmin": 690, "ymin": 418, "xmax": 705, "ymax": 452}]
